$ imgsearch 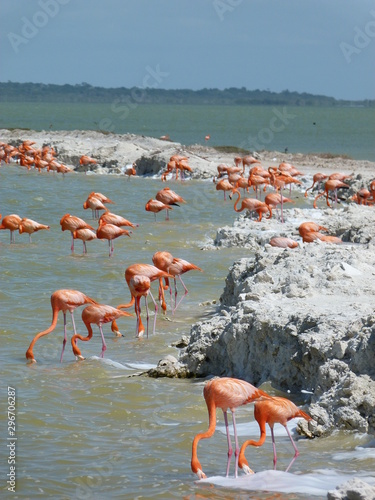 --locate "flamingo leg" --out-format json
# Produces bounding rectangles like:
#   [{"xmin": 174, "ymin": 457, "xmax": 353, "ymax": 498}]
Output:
[
  {"xmin": 223, "ymin": 411, "xmax": 233, "ymax": 477},
  {"xmin": 135, "ymin": 297, "xmax": 144, "ymax": 338},
  {"xmin": 174, "ymin": 275, "xmax": 189, "ymax": 312},
  {"xmin": 285, "ymin": 425, "xmax": 300, "ymax": 472},
  {"xmin": 83, "ymin": 241, "xmax": 87, "ymax": 254},
  {"xmin": 271, "ymin": 426, "xmax": 277, "ymax": 469},
  {"xmin": 70, "ymin": 232, "xmax": 74, "ymax": 253},
  {"xmin": 60, "ymin": 312, "xmax": 68, "ymax": 363},
  {"xmin": 232, "ymin": 411, "xmax": 240, "ymax": 478},
  {"xmin": 148, "ymin": 291, "xmax": 158, "ymax": 335},
  {"xmin": 29, "ymin": 234, "xmax": 32, "ymax": 243},
  {"xmin": 98, "ymin": 325, "xmax": 107, "ymax": 358},
  {"xmin": 144, "ymin": 296, "xmax": 150, "ymax": 338}
]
